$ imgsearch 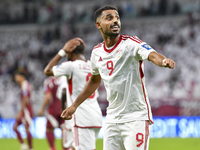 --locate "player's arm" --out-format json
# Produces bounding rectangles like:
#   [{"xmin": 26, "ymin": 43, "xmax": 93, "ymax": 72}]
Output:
[
  {"xmin": 44, "ymin": 39, "xmax": 81, "ymax": 76},
  {"xmin": 148, "ymin": 51, "xmax": 175, "ymax": 69},
  {"xmin": 38, "ymin": 92, "xmax": 52, "ymax": 116},
  {"xmin": 44, "ymin": 55, "xmax": 63, "ymax": 76},
  {"xmin": 61, "ymin": 88, "xmax": 67, "ymax": 111},
  {"xmin": 61, "ymin": 74, "xmax": 101, "ymax": 120}
]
